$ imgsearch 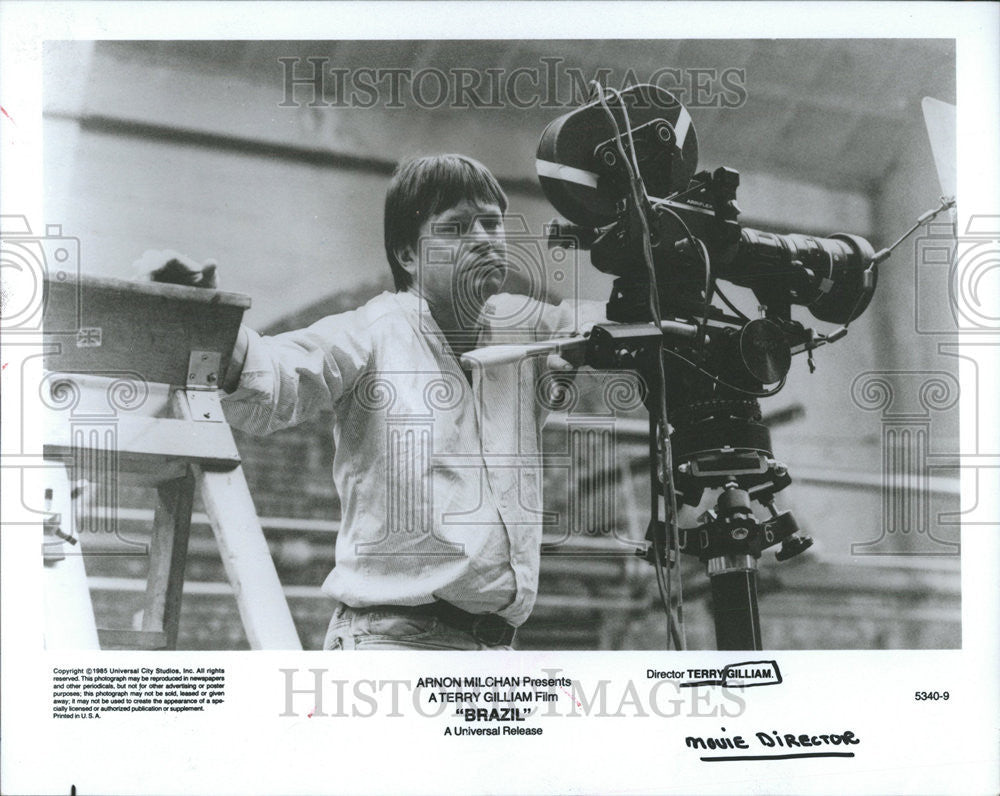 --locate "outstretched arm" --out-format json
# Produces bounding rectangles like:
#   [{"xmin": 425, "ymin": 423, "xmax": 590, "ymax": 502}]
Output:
[
  {"xmin": 134, "ymin": 249, "xmax": 371, "ymax": 436},
  {"xmin": 220, "ymin": 314, "xmax": 371, "ymax": 435}
]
